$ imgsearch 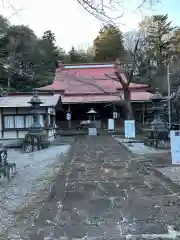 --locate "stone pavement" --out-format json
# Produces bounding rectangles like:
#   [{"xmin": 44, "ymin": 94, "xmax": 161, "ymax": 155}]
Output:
[{"xmin": 23, "ymin": 136, "xmax": 180, "ymax": 240}]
